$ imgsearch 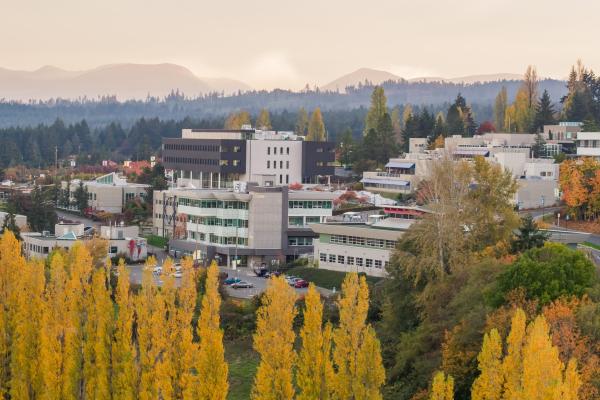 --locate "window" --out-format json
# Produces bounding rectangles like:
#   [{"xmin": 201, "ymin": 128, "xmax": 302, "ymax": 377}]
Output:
[
  {"xmin": 286, "ymin": 174, "xmax": 289, "ymax": 184},
  {"xmin": 366, "ymin": 259, "xmax": 373, "ymax": 268},
  {"xmin": 356, "ymin": 257, "xmax": 363, "ymax": 267},
  {"xmin": 375, "ymin": 260, "xmax": 382, "ymax": 269},
  {"xmin": 280, "ymin": 160, "xmax": 283, "ymax": 169},
  {"xmin": 280, "ymin": 147, "xmax": 283, "ymax": 154},
  {"xmin": 274, "ymin": 147, "xmax": 277, "ymax": 155},
  {"xmin": 280, "ymin": 175, "xmax": 283, "ymax": 184},
  {"xmin": 233, "ymin": 146, "xmax": 241, "ymax": 152},
  {"xmin": 286, "ymin": 161, "xmax": 289, "ymax": 169},
  {"xmin": 337, "ymin": 255, "xmax": 345, "ymax": 264},
  {"xmin": 267, "ymin": 147, "xmax": 271, "ymax": 155},
  {"xmin": 110, "ymin": 246, "xmax": 118, "ymax": 254},
  {"xmin": 288, "ymin": 216, "xmax": 304, "ymax": 226},
  {"xmin": 347, "ymin": 256, "xmax": 354, "ymax": 265},
  {"xmin": 320, "ymin": 253, "xmax": 327, "ymax": 262},
  {"xmin": 306, "ymin": 216, "xmax": 320, "ymax": 224},
  {"xmin": 267, "ymin": 160, "xmax": 270, "ymax": 168},
  {"xmin": 328, "ymin": 254, "xmax": 336, "ymax": 263},
  {"xmin": 286, "ymin": 147, "xmax": 290, "ymax": 155}
]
